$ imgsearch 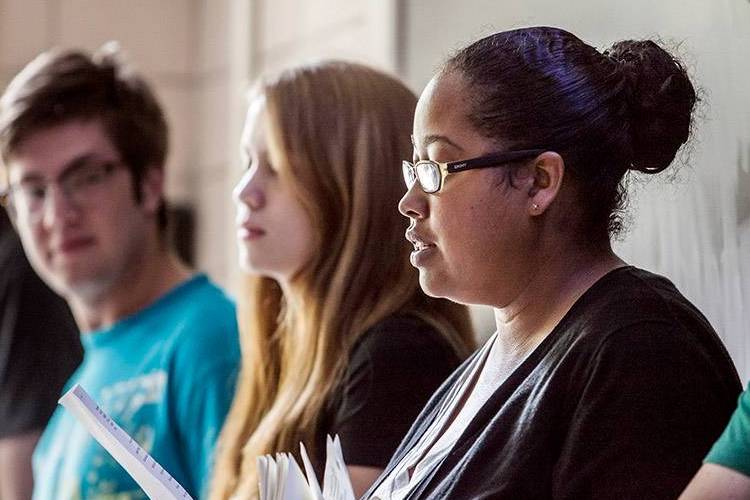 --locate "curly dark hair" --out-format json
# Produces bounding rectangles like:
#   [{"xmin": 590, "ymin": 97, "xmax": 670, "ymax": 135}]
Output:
[{"xmin": 443, "ymin": 27, "xmax": 697, "ymax": 240}]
